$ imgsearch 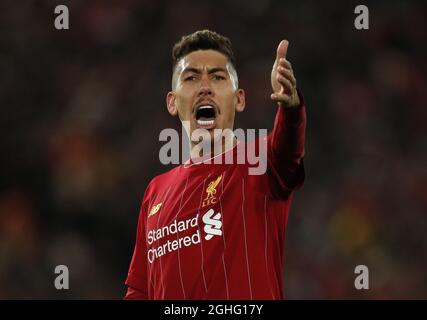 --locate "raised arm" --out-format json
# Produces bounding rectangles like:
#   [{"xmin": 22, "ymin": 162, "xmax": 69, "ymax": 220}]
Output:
[{"xmin": 267, "ymin": 40, "xmax": 306, "ymax": 197}]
